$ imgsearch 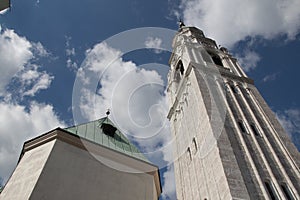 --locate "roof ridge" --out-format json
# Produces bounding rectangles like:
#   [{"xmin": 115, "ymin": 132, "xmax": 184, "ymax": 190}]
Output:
[{"xmin": 63, "ymin": 117, "xmax": 149, "ymax": 163}]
